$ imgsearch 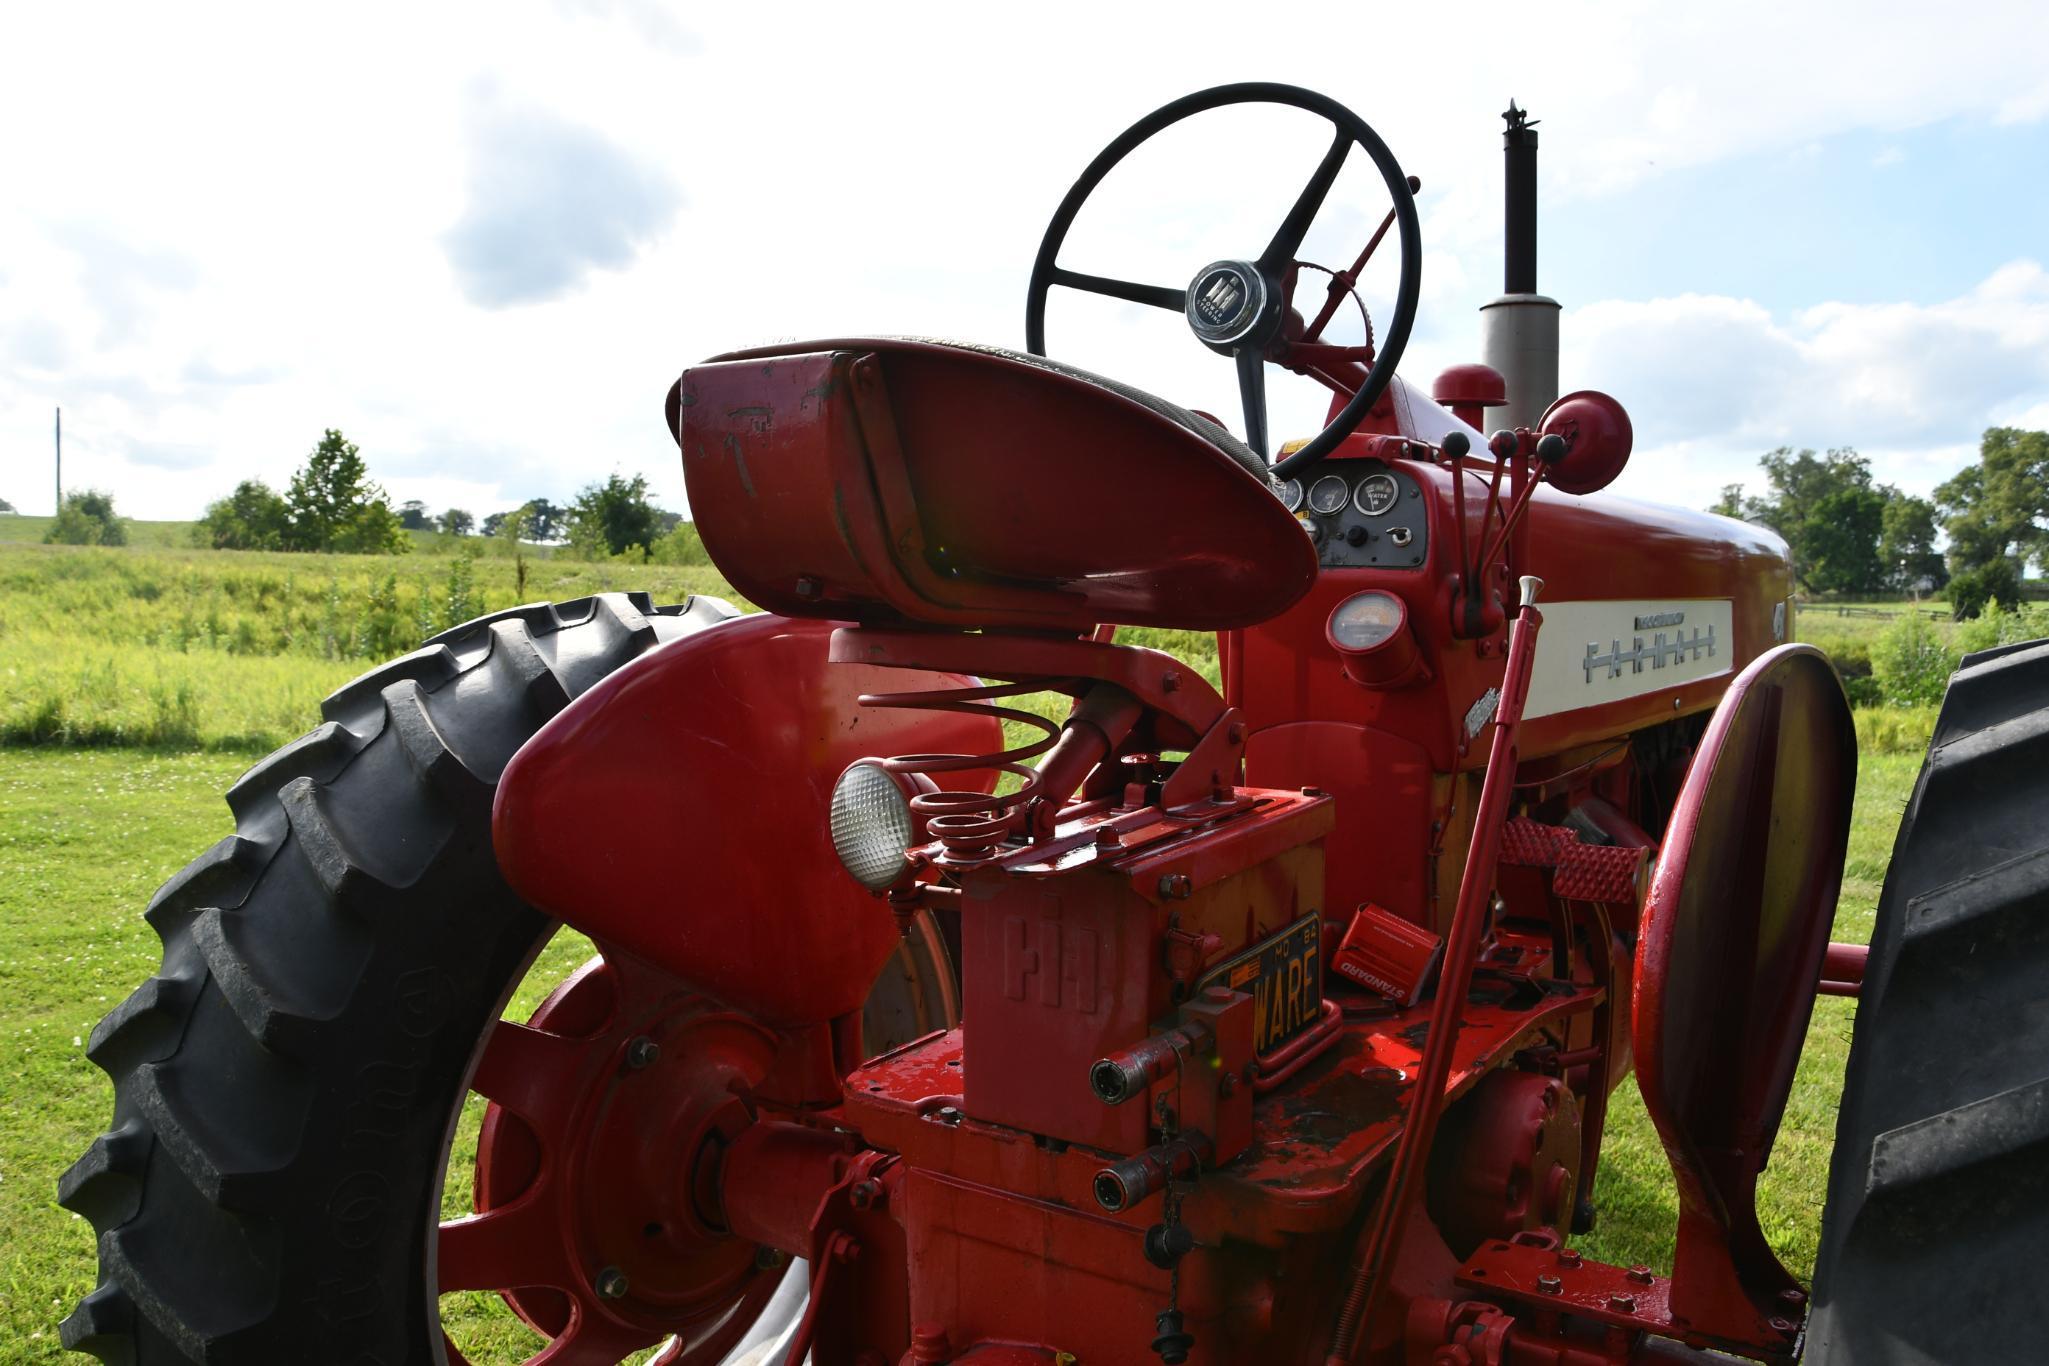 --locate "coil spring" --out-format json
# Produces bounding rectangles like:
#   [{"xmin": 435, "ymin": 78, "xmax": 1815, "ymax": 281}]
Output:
[{"xmin": 858, "ymin": 678, "xmax": 1078, "ymax": 861}]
